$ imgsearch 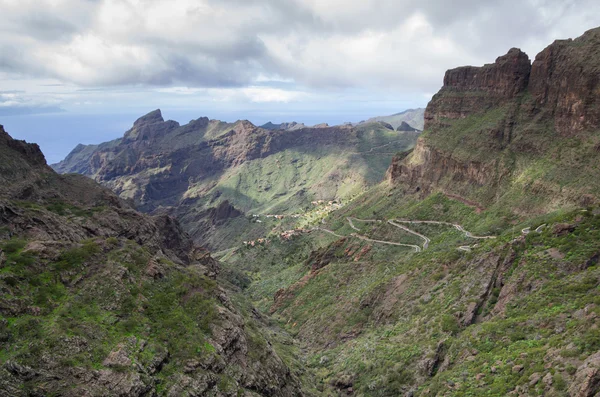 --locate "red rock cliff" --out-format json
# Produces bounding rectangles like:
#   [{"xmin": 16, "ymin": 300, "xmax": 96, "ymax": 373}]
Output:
[
  {"xmin": 424, "ymin": 48, "xmax": 531, "ymax": 129},
  {"xmin": 389, "ymin": 27, "xmax": 600, "ymax": 211}
]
